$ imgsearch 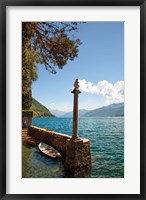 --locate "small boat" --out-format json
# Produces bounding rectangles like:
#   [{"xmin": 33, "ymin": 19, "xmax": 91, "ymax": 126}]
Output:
[{"xmin": 38, "ymin": 142, "xmax": 61, "ymax": 158}]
